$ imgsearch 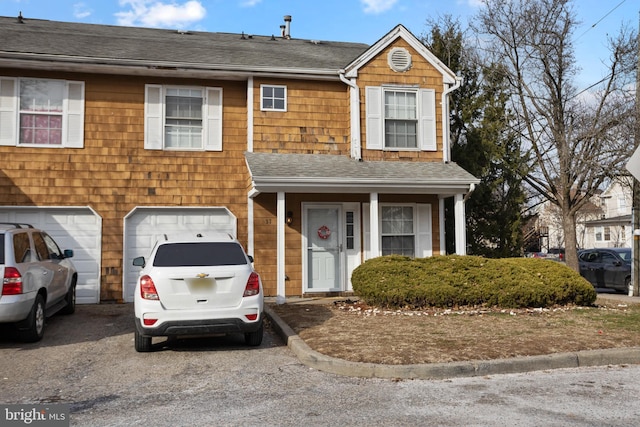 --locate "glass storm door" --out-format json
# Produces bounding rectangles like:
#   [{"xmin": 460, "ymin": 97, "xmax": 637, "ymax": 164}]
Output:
[{"xmin": 307, "ymin": 206, "xmax": 341, "ymax": 291}]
